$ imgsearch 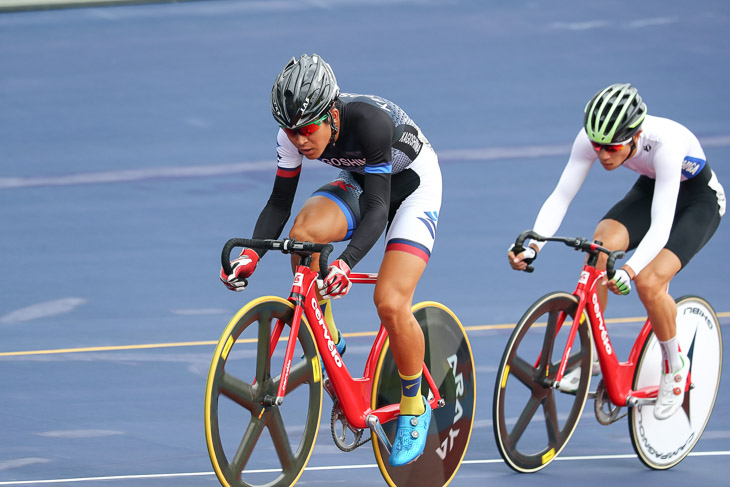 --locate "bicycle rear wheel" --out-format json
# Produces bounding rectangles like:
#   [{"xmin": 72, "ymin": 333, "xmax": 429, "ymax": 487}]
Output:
[
  {"xmin": 205, "ymin": 296, "xmax": 323, "ymax": 487},
  {"xmin": 493, "ymin": 292, "xmax": 593, "ymax": 472},
  {"xmin": 629, "ymin": 295, "xmax": 723, "ymax": 469},
  {"xmin": 371, "ymin": 302, "xmax": 476, "ymax": 487}
]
